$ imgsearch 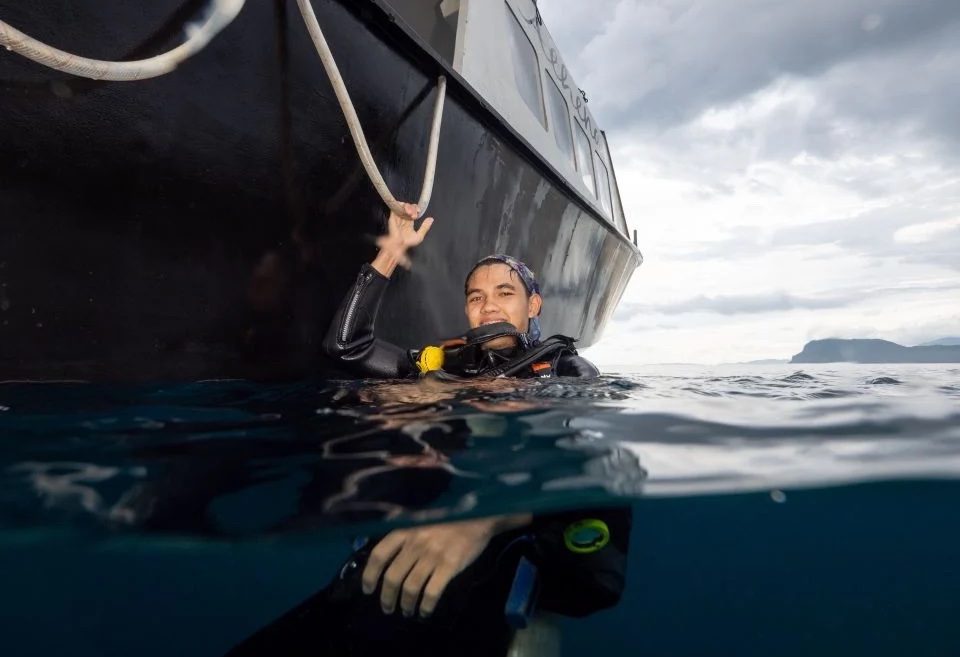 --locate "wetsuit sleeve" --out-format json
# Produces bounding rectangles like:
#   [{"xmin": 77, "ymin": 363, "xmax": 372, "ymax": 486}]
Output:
[
  {"xmin": 531, "ymin": 506, "xmax": 631, "ymax": 617},
  {"xmin": 555, "ymin": 353, "xmax": 601, "ymax": 378},
  {"xmin": 322, "ymin": 264, "xmax": 418, "ymax": 378}
]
